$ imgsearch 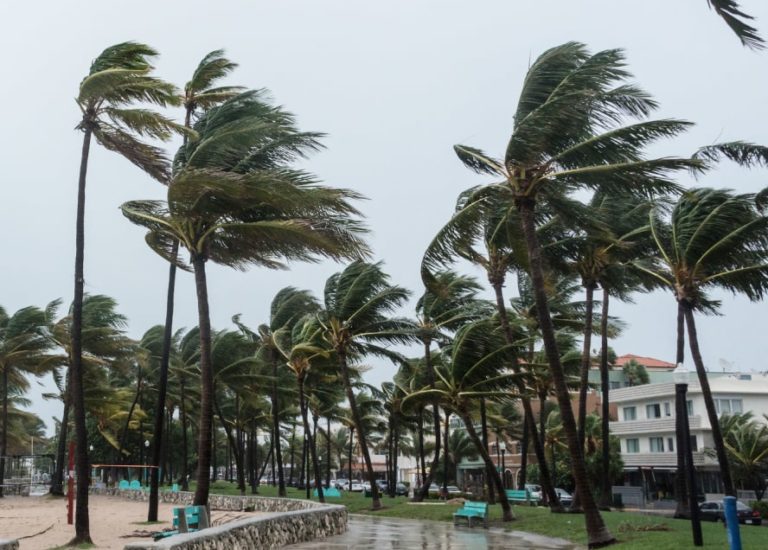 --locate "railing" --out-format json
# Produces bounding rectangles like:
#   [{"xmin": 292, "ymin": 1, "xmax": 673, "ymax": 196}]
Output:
[{"xmin": 610, "ymin": 415, "xmax": 702, "ymax": 434}]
